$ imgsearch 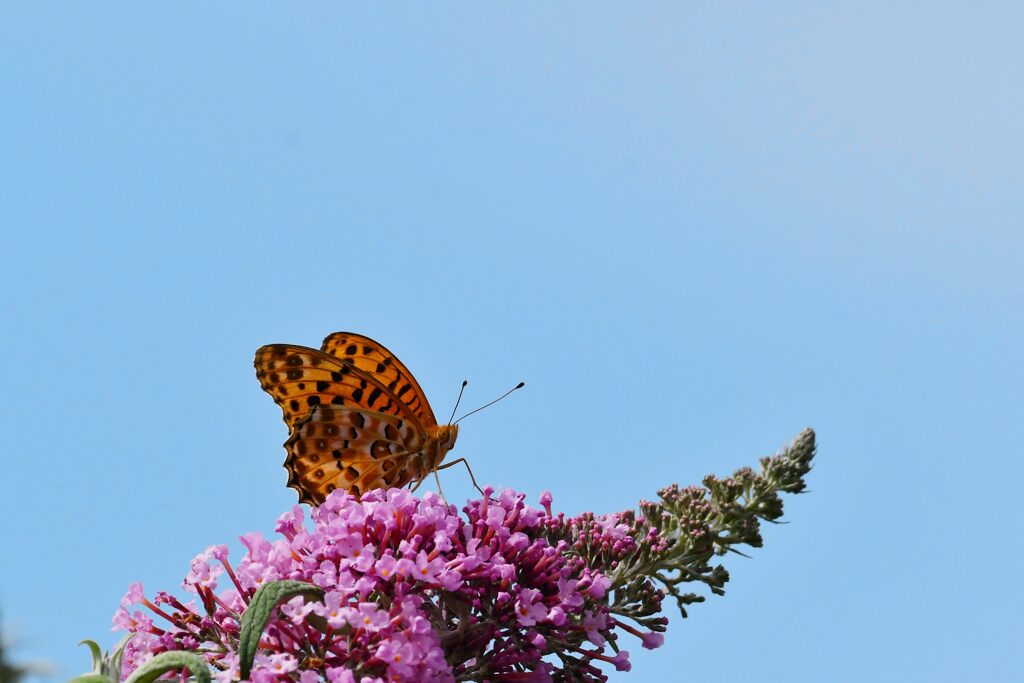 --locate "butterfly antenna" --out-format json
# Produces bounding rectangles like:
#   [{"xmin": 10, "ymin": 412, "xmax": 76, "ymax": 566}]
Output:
[
  {"xmin": 454, "ymin": 382, "xmax": 525, "ymax": 424},
  {"xmin": 447, "ymin": 380, "xmax": 468, "ymax": 425}
]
